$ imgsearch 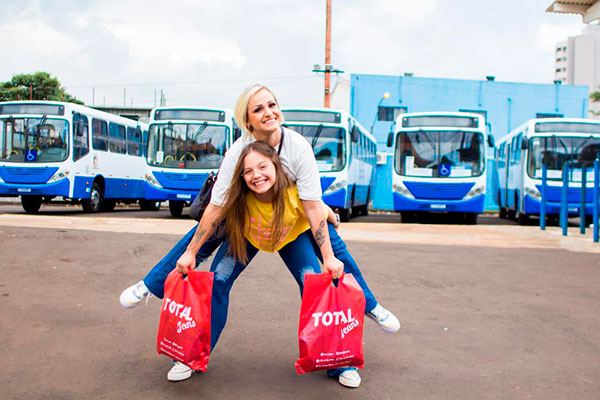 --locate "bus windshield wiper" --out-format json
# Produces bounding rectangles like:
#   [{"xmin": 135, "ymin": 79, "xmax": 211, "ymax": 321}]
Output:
[
  {"xmin": 311, "ymin": 124, "xmax": 324, "ymax": 149},
  {"xmin": 191, "ymin": 121, "xmax": 209, "ymax": 142}
]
